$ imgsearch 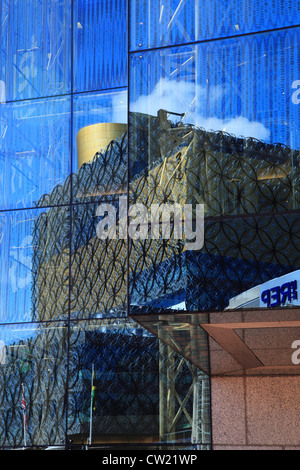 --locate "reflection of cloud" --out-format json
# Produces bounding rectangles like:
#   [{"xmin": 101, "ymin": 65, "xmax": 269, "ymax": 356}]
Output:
[
  {"xmin": 0, "ymin": 340, "xmax": 5, "ymax": 364},
  {"xmin": 197, "ymin": 116, "xmax": 270, "ymax": 141},
  {"xmin": 120, "ymin": 78, "xmax": 270, "ymax": 141},
  {"xmin": 130, "ymin": 78, "xmax": 210, "ymax": 118},
  {"xmin": 112, "ymin": 91, "xmax": 127, "ymax": 124},
  {"xmin": 0, "ymin": 81, "xmax": 5, "ymax": 103}
]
